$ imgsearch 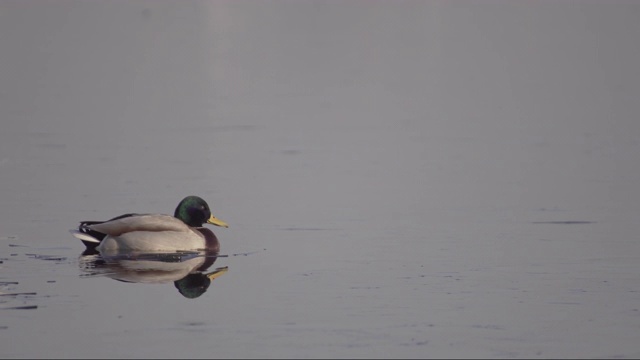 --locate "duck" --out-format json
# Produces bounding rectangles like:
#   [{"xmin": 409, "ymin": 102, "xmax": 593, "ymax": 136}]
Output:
[{"xmin": 70, "ymin": 196, "xmax": 228, "ymax": 253}]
